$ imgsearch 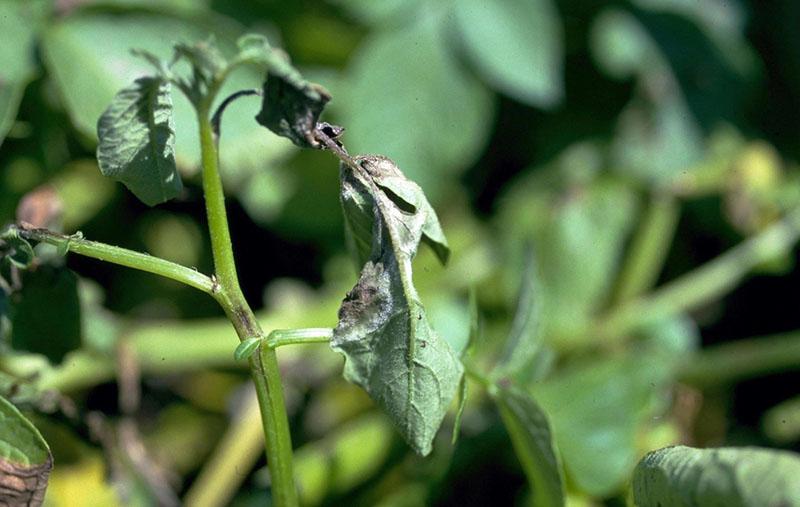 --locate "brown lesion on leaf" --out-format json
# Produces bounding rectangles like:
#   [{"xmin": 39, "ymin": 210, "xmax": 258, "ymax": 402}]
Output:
[{"xmin": 0, "ymin": 455, "xmax": 52, "ymax": 507}]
